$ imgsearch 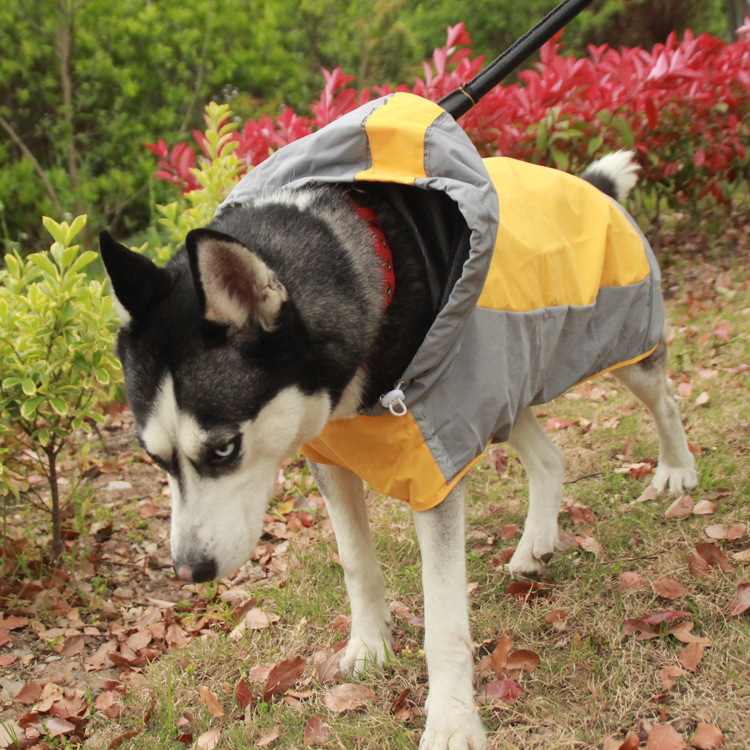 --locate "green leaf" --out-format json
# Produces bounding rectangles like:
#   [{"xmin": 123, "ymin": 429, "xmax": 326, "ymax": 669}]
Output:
[
  {"xmin": 49, "ymin": 396, "xmax": 68, "ymax": 416},
  {"xmin": 42, "ymin": 216, "xmax": 68, "ymax": 246},
  {"xmin": 28, "ymin": 253, "xmax": 59, "ymax": 279},
  {"xmin": 21, "ymin": 378, "xmax": 37, "ymax": 396},
  {"xmin": 68, "ymin": 214, "xmax": 87, "ymax": 241},
  {"xmin": 20, "ymin": 395, "xmax": 45, "ymax": 420}
]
